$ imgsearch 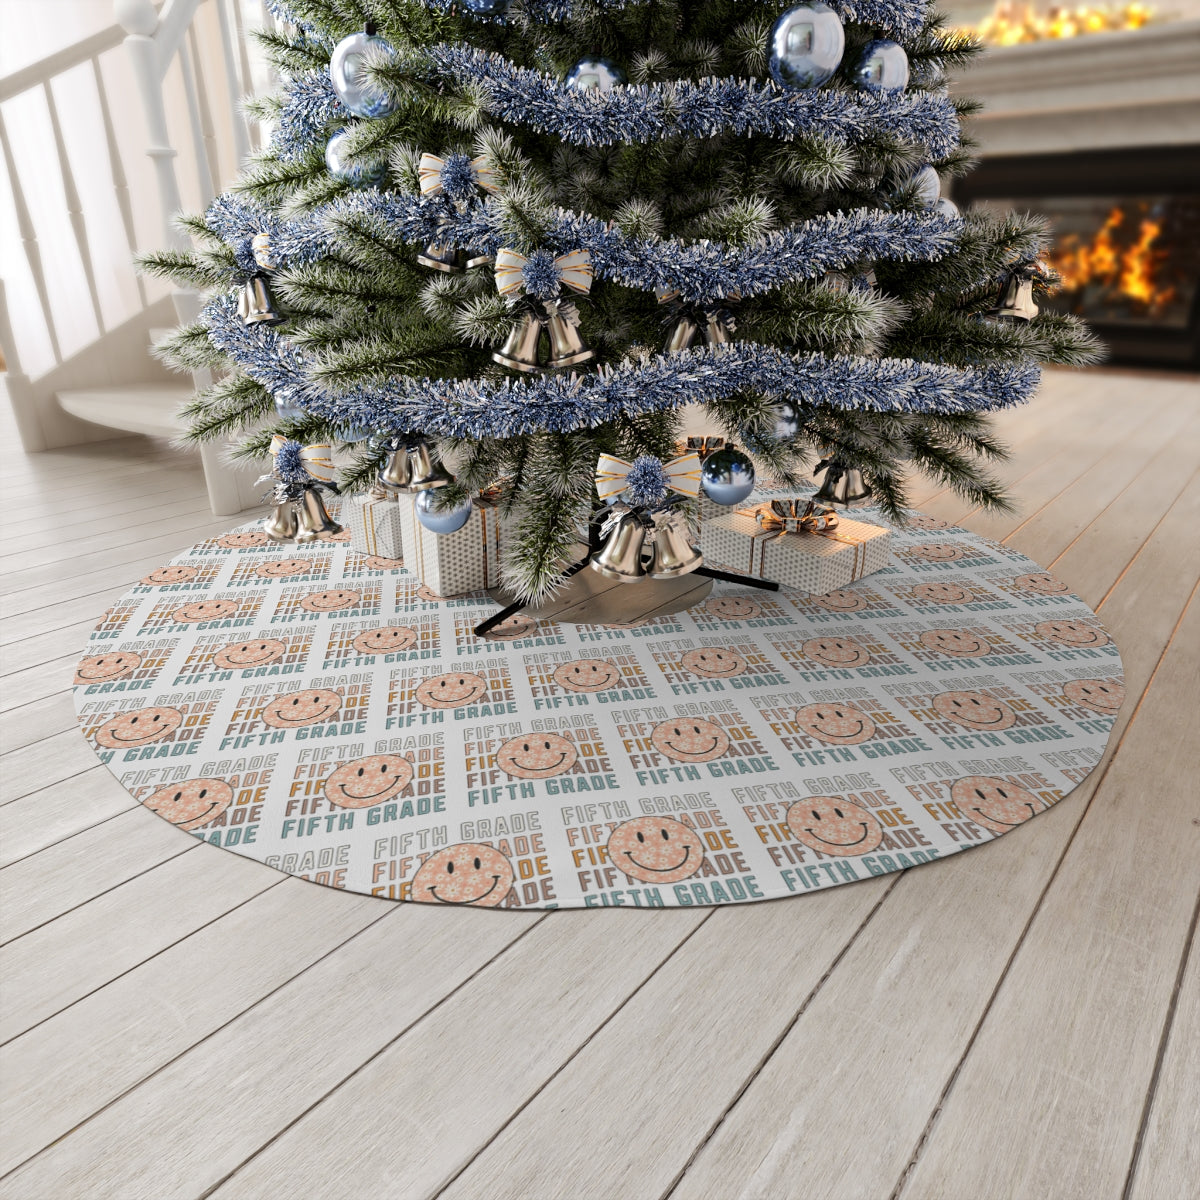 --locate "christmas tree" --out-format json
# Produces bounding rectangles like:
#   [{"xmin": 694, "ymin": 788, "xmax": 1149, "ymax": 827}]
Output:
[{"xmin": 143, "ymin": 0, "xmax": 1099, "ymax": 603}]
